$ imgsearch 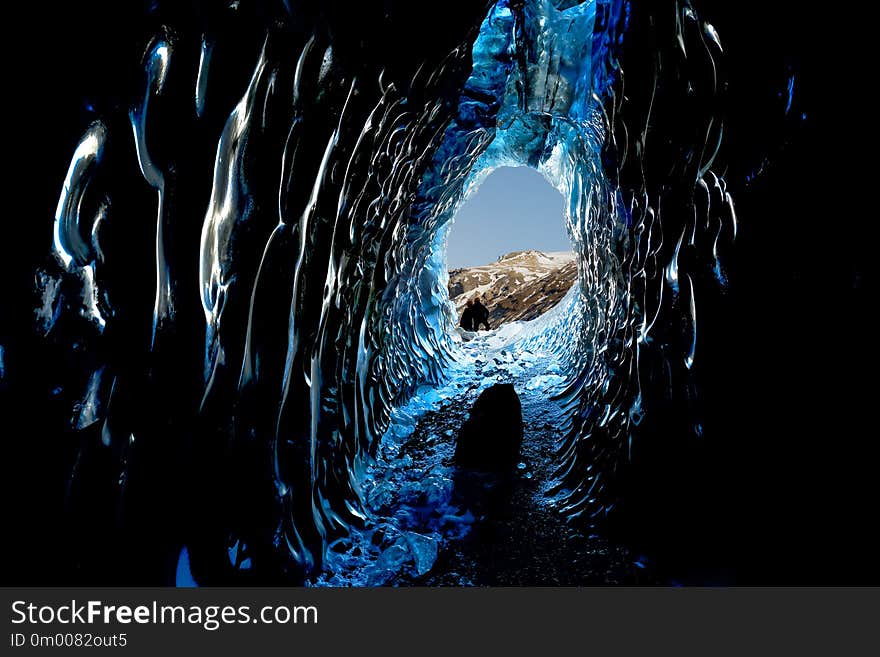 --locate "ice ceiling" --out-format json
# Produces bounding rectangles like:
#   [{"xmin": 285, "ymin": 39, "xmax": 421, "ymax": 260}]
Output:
[{"xmin": 38, "ymin": 0, "xmax": 734, "ymax": 583}]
